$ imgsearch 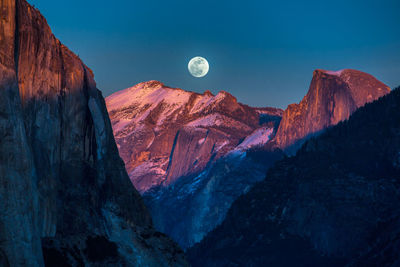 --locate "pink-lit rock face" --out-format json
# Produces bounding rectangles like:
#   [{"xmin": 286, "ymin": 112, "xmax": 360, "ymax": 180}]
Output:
[
  {"xmin": 0, "ymin": 1, "xmax": 187, "ymax": 266},
  {"xmin": 106, "ymin": 81, "xmax": 282, "ymax": 193},
  {"xmin": 273, "ymin": 69, "xmax": 390, "ymax": 150}
]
